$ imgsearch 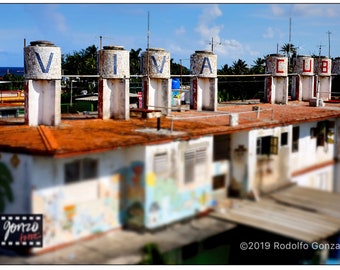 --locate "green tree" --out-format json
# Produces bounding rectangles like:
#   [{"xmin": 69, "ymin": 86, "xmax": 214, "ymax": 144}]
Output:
[
  {"xmin": 1, "ymin": 73, "xmax": 24, "ymax": 90},
  {"xmin": 62, "ymin": 45, "xmax": 98, "ymax": 75},
  {"xmin": 130, "ymin": 48, "xmax": 142, "ymax": 76},
  {"xmin": 231, "ymin": 59, "xmax": 249, "ymax": 75},
  {"xmin": 250, "ymin": 57, "xmax": 266, "ymax": 74},
  {"xmin": 170, "ymin": 59, "xmax": 190, "ymax": 86},
  {"xmin": 280, "ymin": 43, "xmax": 297, "ymax": 58}
]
